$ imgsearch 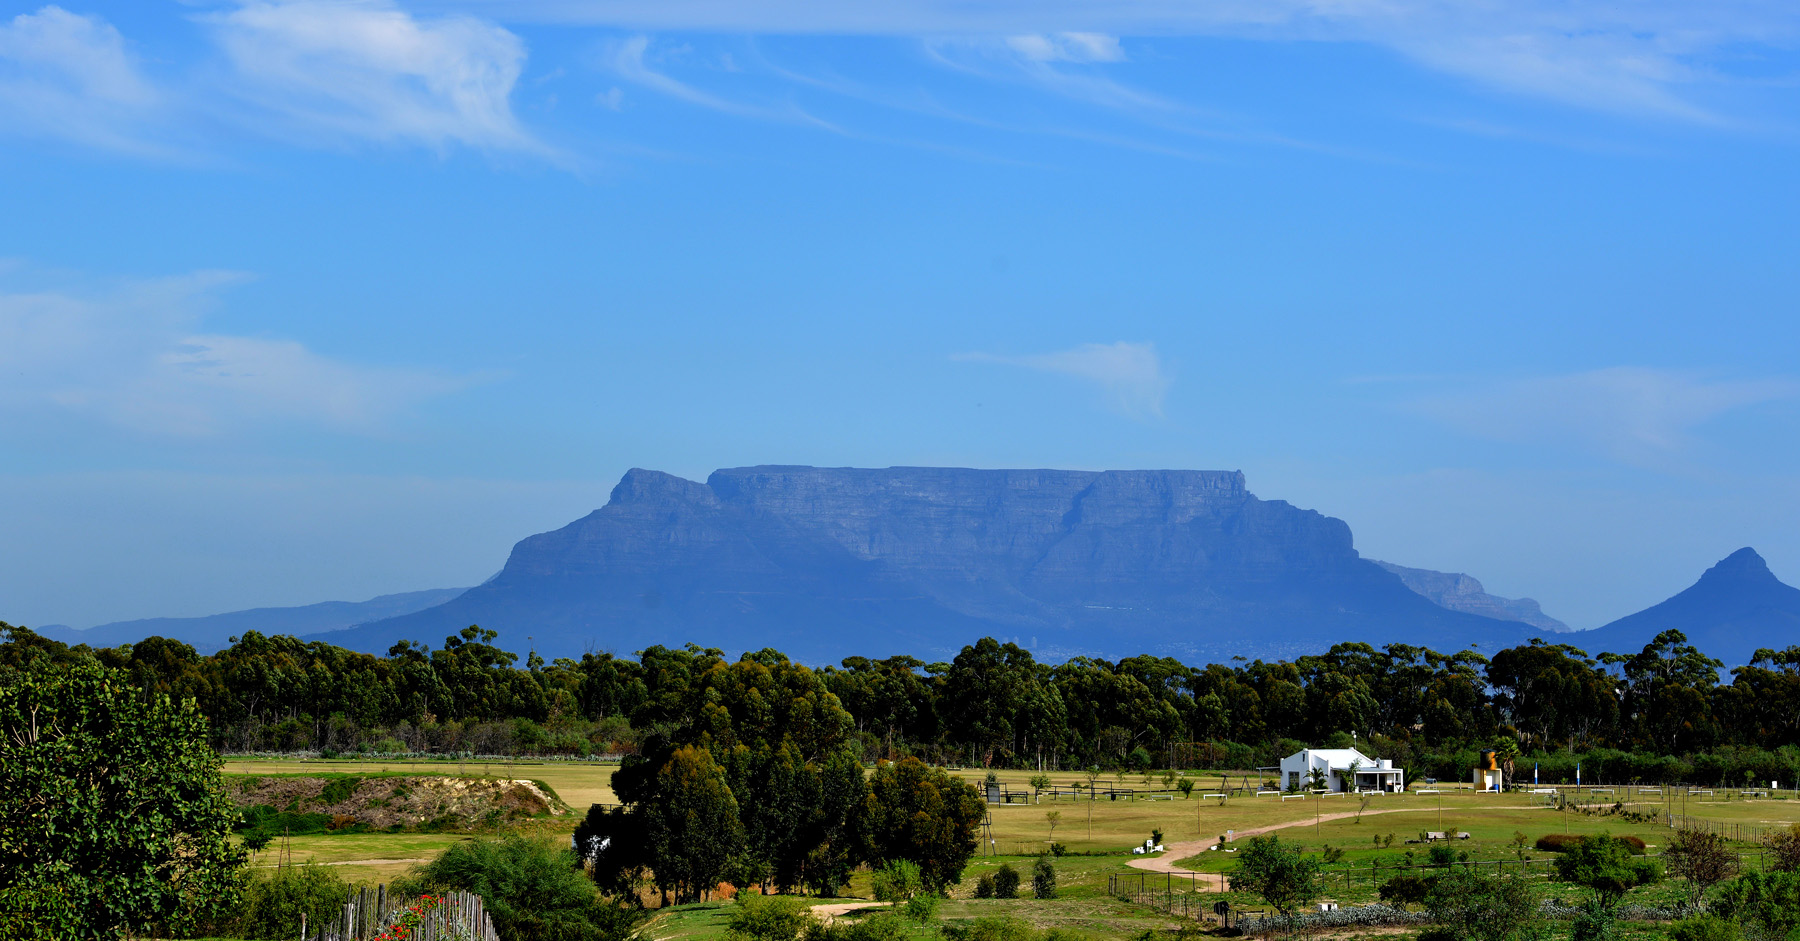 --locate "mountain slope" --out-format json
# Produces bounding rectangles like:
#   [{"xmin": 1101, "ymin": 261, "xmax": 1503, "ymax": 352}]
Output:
[
  {"xmin": 1374, "ymin": 561, "xmax": 1569, "ymax": 632},
  {"xmin": 336, "ymin": 465, "xmax": 1534, "ymax": 662},
  {"xmin": 38, "ymin": 588, "xmax": 467, "ymax": 653},
  {"xmin": 1572, "ymin": 548, "xmax": 1800, "ymax": 667}
]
